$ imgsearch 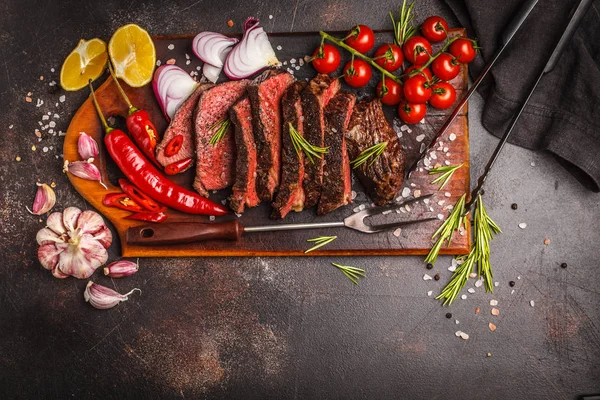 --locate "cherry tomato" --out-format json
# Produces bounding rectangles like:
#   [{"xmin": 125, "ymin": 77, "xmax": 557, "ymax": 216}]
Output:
[
  {"xmin": 344, "ymin": 24, "xmax": 375, "ymax": 53},
  {"xmin": 311, "ymin": 44, "xmax": 341, "ymax": 74},
  {"xmin": 373, "ymin": 44, "xmax": 404, "ymax": 72},
  {"xmin": 449, "ymin": 38, "xmax": 477, "ymax": 63},
  {"xmin": 376, "ymin": 79, "xmax": 403, "ymax": 106},
  {"xmin": 403, "ymin": 75, "xmax": 432, "ymax": 103},
  {"xmin": 398, "ymin": 101, "xmax": 427, "ymax": 124},
  {"xmin": 403, "ymin": 36, "xmax": 432, "ymax": 65},
  {"xmin": 404, "ymin": 64, "xmax": 433, "ymax": 81},
  {"xmin": 429, "ymin": 82, "xmax": 457, "ymax": 110},
  {"xmin": 431, "ymin": 53, "xmax": 461, "ymax": 81},
  {"xmin": 421, "ymin": 16, "xmax": 449, "ymax": 43},
  {"xmin": 343, "ymin": 59, "xmax": 372, "ymax": 88}
]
